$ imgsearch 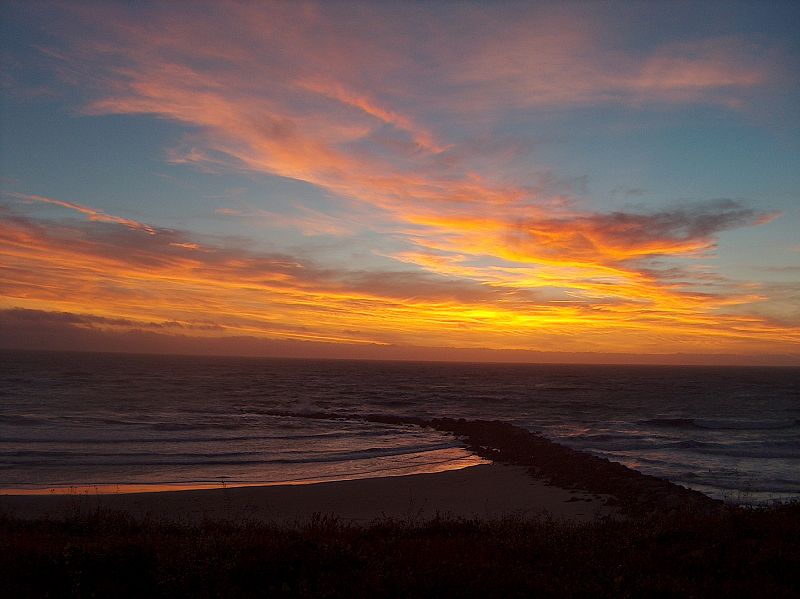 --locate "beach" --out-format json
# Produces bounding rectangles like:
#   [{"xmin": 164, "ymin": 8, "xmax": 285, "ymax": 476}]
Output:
[{"xmin": 0, "ymin": 463, "xmax": 612, "ymax": 523}]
